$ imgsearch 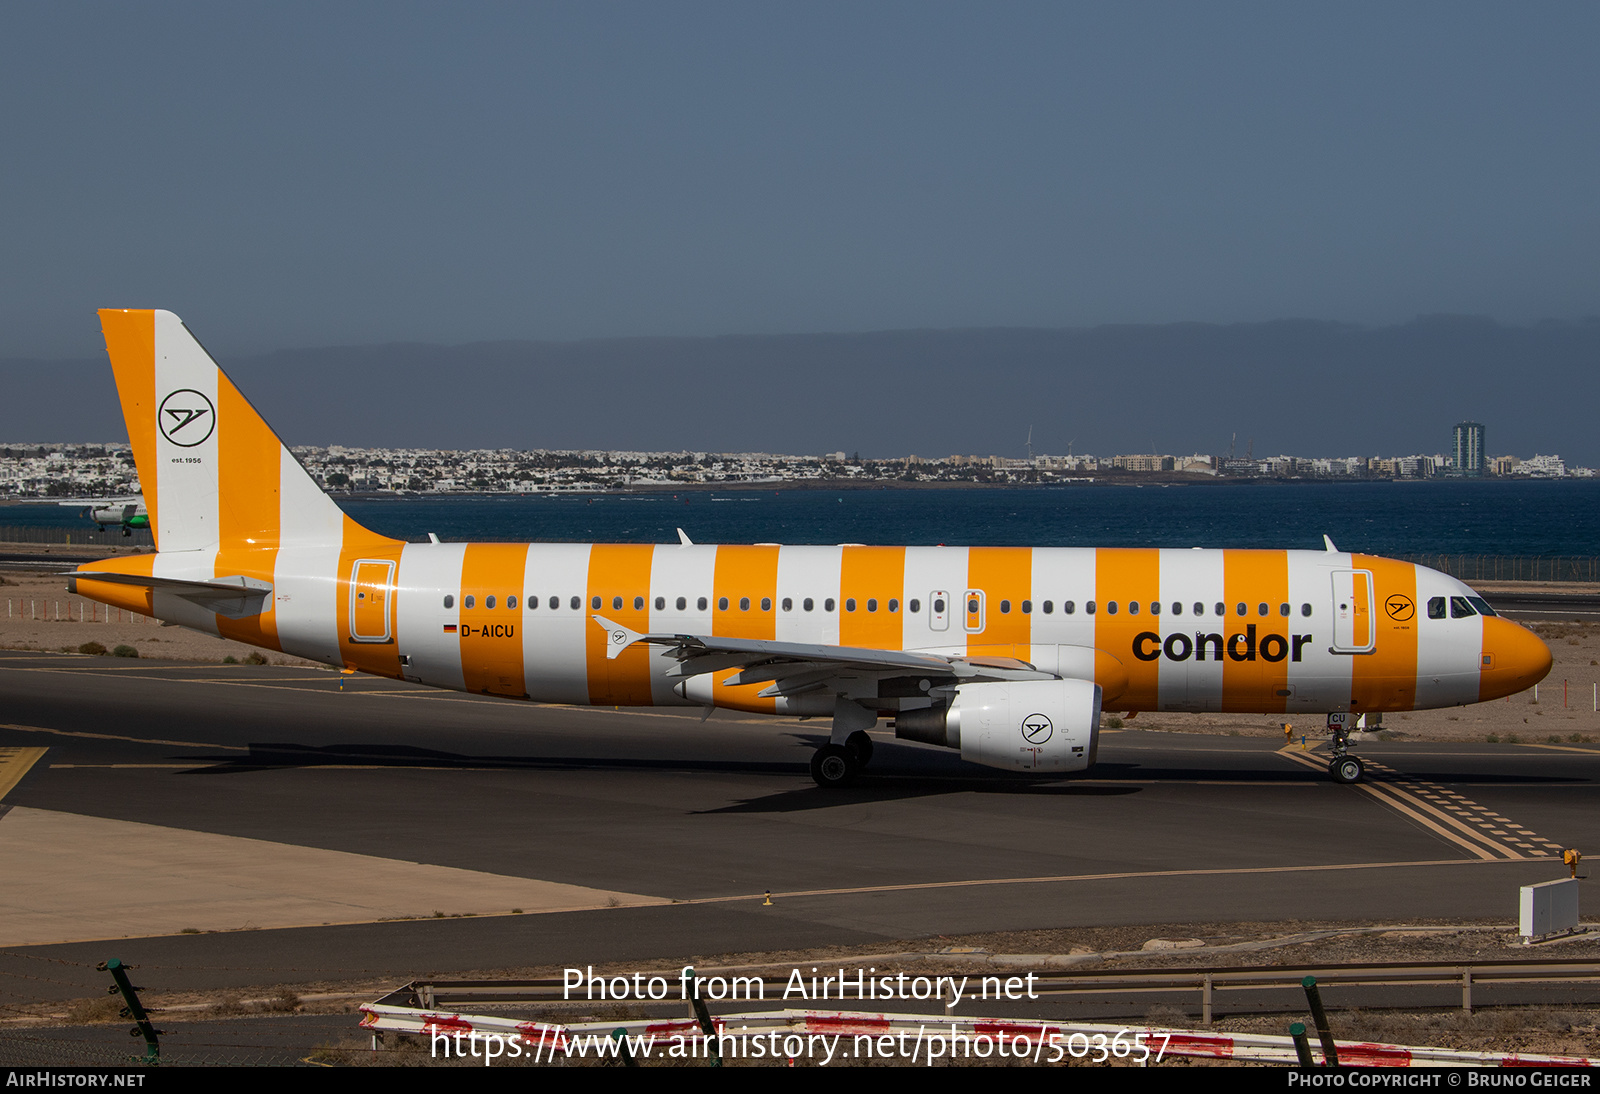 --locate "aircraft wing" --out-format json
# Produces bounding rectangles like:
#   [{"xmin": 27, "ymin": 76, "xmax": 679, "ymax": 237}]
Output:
[{"xmin": 591, "ymin": 613, "xmax": 1056, "ymax": 696}]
